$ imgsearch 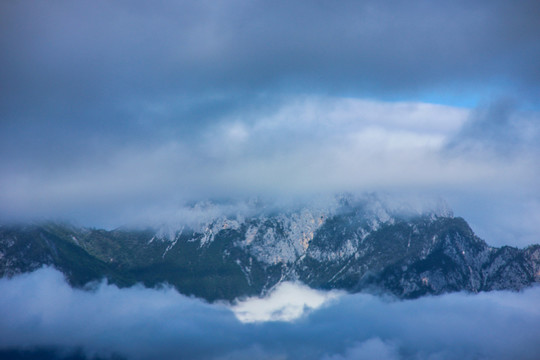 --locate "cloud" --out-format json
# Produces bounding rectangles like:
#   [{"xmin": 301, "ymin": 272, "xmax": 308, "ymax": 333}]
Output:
[
  {"xmin": 321, "ymin": 338, "xmax": 400, "ymax": 360},
  {"xmin": 231, "ymin": 282, "xmax": 343, "ymax": 323},
  {"xmin": 2, "ymin": 0, "xmax": 539, "ymax": 107},
  {"xmin": 0, "ymin": 98, "xmax": 473, "ymax": 213},
  {"xmin": 438, "ymin": 98, "xmax": 540, "ymax": 246},
  {"xmin": 1, "ymin": 0, "xmax": 539, "ymax": 164},
  {"xmin": 1, "ymin": 96, "xmax": 538, "ymax": 247},
  {"xmin": 1, "ymin": 267, "xmax": 540, "ymax": 360},
  {"xmin": 1, "ymin": 1, "xmax": 539, "ymax": 246},
  {"xmin": 446, "ymin": 98, "xmax": 540, "ymax": 156},
  {"xmin": 1, "ymin": 3, "xmax": 538, "ymax": 356},
  {"xmin": 0, "ymin": 267, "xmax": 242, "ymax": 360}
]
